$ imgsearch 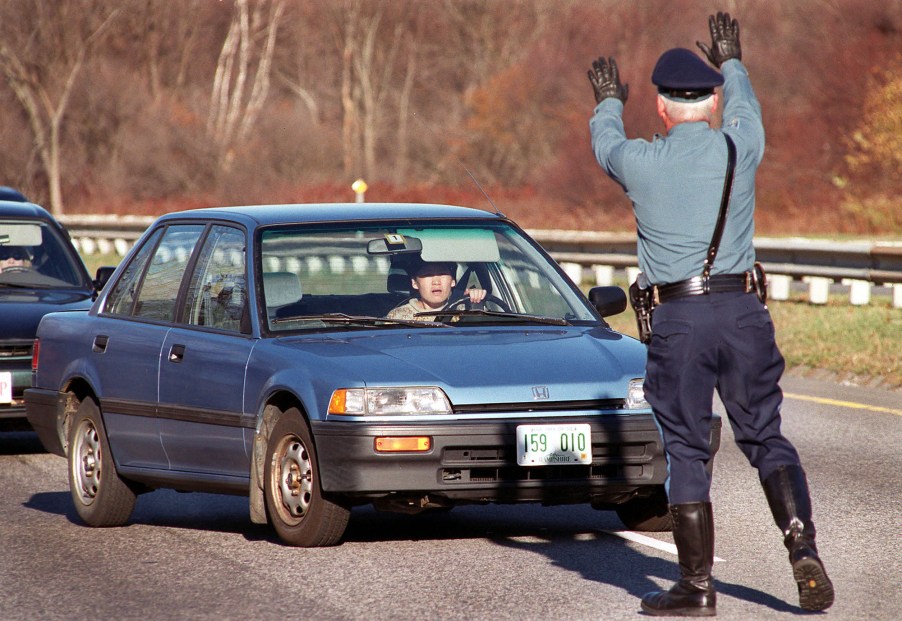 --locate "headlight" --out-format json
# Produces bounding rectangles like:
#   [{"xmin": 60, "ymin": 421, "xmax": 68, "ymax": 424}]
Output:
[
  {"xmin": 626, "ymin": 378, "xmax": 649, "ymax": 409},
  {"xmin": 328, "ymin": 387, "xmax": 452, "ymax": 416}
]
